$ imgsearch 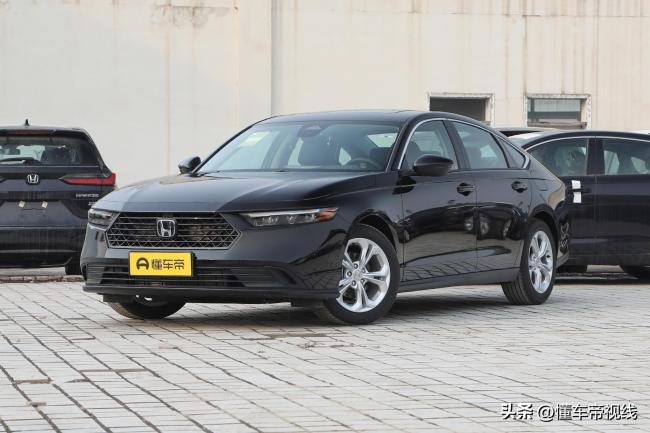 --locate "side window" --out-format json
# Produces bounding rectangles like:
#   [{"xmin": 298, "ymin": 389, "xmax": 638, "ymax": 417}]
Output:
[
  {"xmin": 527, "ymin": 138, "xmax": 588, "ymax": 177},
  {"xmin": 500, "ymin": 138, "xmax": 527, "ymax": 168},
  {"xmin": 453, "ymin": 122, "xmax": 508, "ymax": 169},
  {"xmin": 602, "ymin": 138, "xmax": 650, "ymax": 175},
  {"xmin": 400, "ymin": 121, "xmax": 458, "ymax": 171}
]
